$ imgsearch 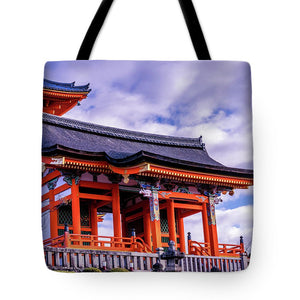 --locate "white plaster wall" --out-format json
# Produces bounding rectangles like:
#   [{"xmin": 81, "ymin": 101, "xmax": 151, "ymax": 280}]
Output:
[
  {"xmin": 41, "ymin": 184, "xmax": 49, "ymax": 196},
  {"xmin": 42, "ymin": 168, "xmax": 51, "ymax": 178},
  {"xmin": 42, "ymin": 174, "xmax": 64, "ymax": 195},
  {"xmin": 42, "ymin": 199, "xmax": 49, "ymax": 208},
  {"xmin": 81, "ymin": 172, "xmax": 93, "ymax": 181},
  {"xmin": 42, "ymin": 210, "xmax": 51, "ymax": 240},
  {"xmin": 55, "ymin": 188, "xmax": 71, "ymax": 201},
  {"xmin": 188, "ymin": 186, "xmax": 199, "ymax": 194},
  {"xmin": 97, "ymin": 174, "xmax": 111, "ymax": 183},
  {"xmin": 56, "ymin": 176, "xmax": 66, "ymax": 188}
]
